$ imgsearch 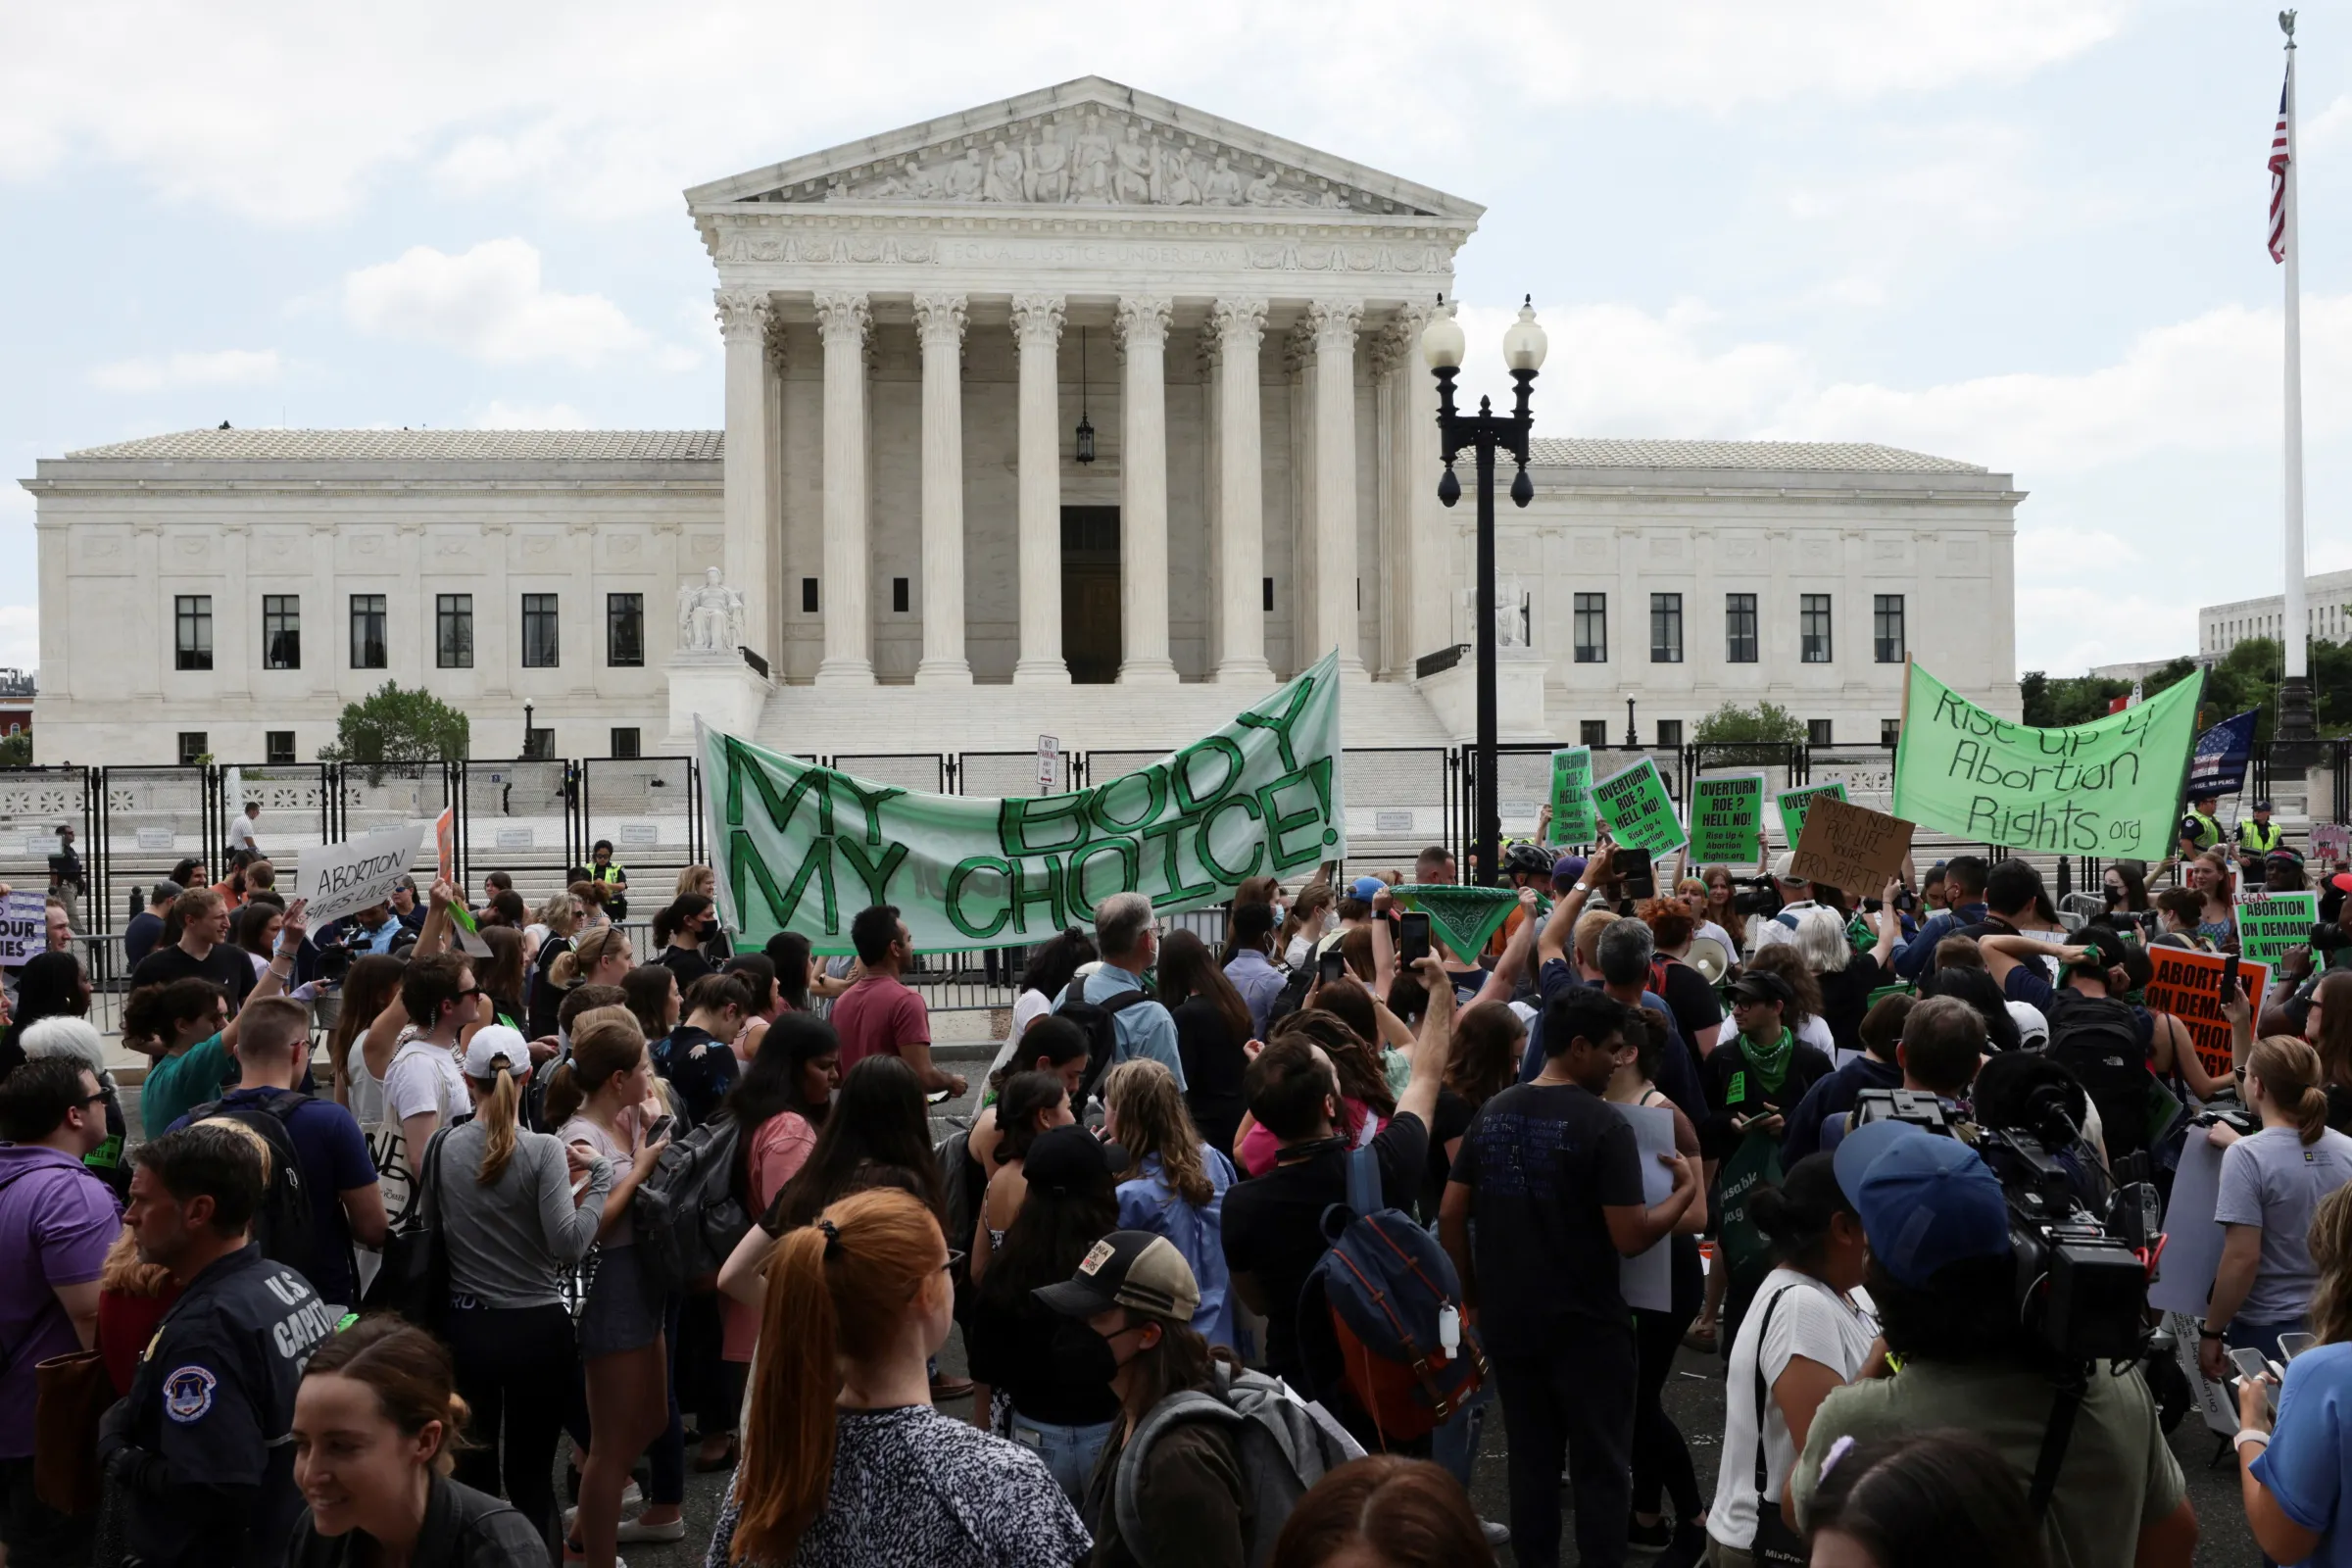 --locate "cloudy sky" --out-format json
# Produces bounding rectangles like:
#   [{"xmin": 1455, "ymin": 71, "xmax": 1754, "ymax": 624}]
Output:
[{"xmin": 2, "ymin": 0, "xmax": 2345, "ymax": 679}]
